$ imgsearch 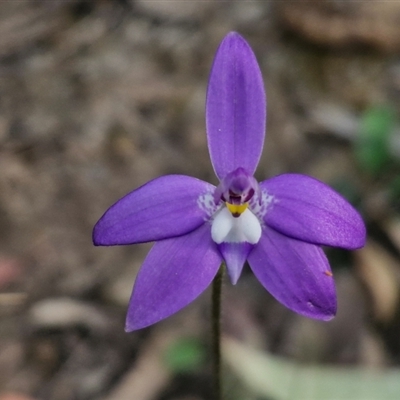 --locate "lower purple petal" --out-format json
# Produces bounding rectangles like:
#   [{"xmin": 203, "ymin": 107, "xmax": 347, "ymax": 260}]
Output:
[
  {"xmin": 125, "ymin": 223, "xmax": 222, "ymax": 331},
  {"xmin": 93, "ymin": 175, "xmax": 215, "ymax": 246},
  {"xmin": 248, "ymin": 226, "xmax": 336, "ymax": 320},
  {"xmin": 260, "ymin": 174, "xmax": 366, "ymax": 249},
  {"xmin": 218, "ymin": 242, "xmax": 254, "ymax": 285}
]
